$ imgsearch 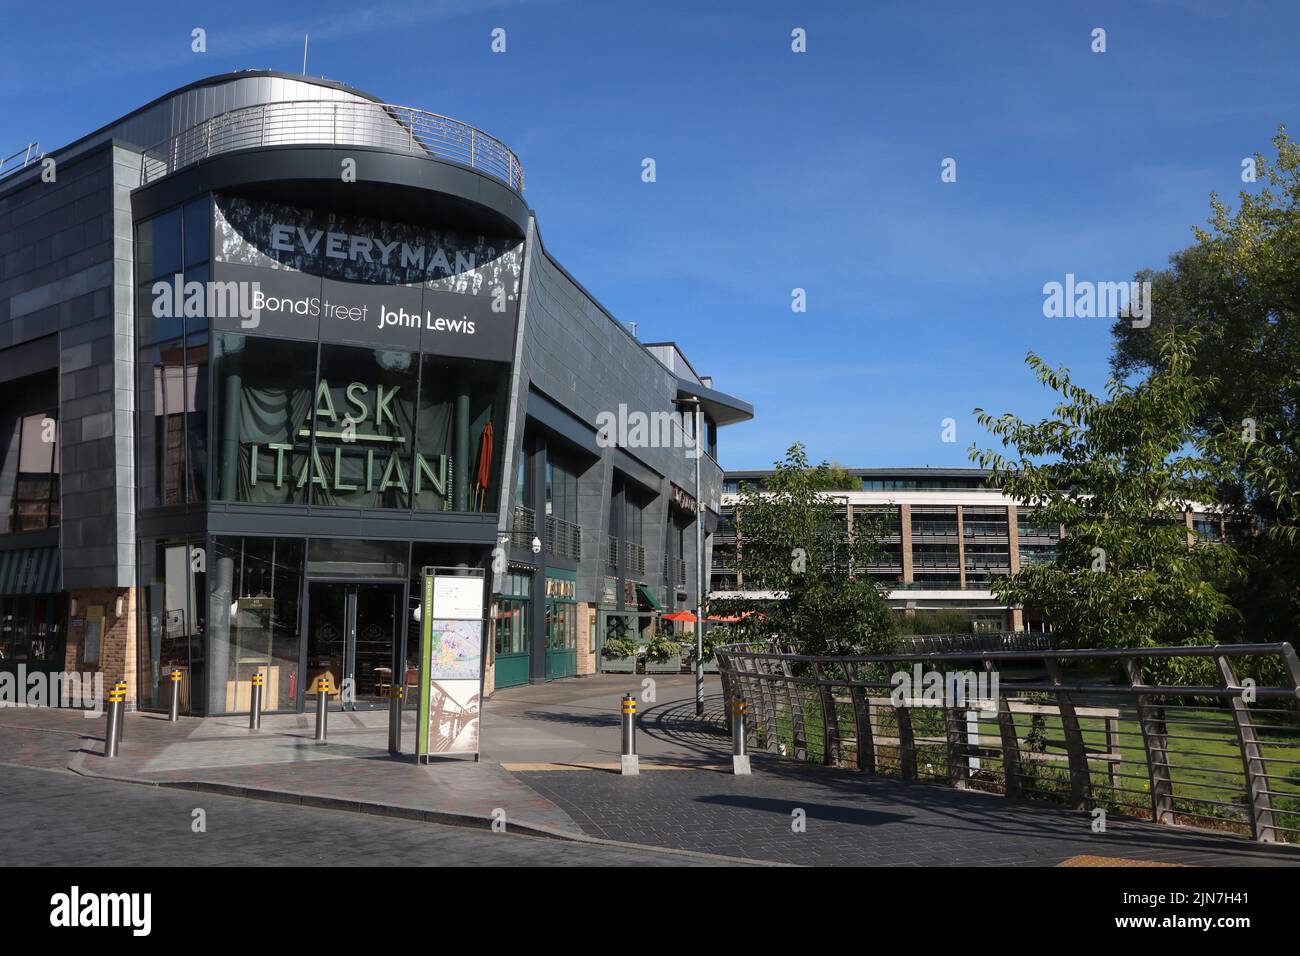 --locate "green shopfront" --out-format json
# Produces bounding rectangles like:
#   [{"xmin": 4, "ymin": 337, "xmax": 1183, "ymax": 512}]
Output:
[{"xmin": 134, "ymin": 192, "xmax": 521, "ymax": 715}]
